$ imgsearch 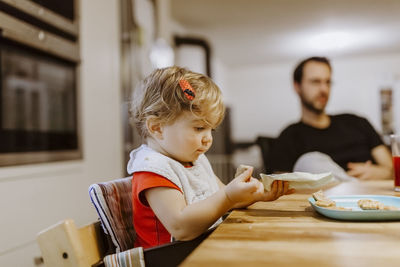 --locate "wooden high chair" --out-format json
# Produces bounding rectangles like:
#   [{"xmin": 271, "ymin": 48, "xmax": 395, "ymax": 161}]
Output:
[
  {"xmin": 37, "ymin": 219, "xmax": 116, "ymax": 267},
  {"xmin": 37, "ymin": 177, "xmax": 213, "ymax": 267}
]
